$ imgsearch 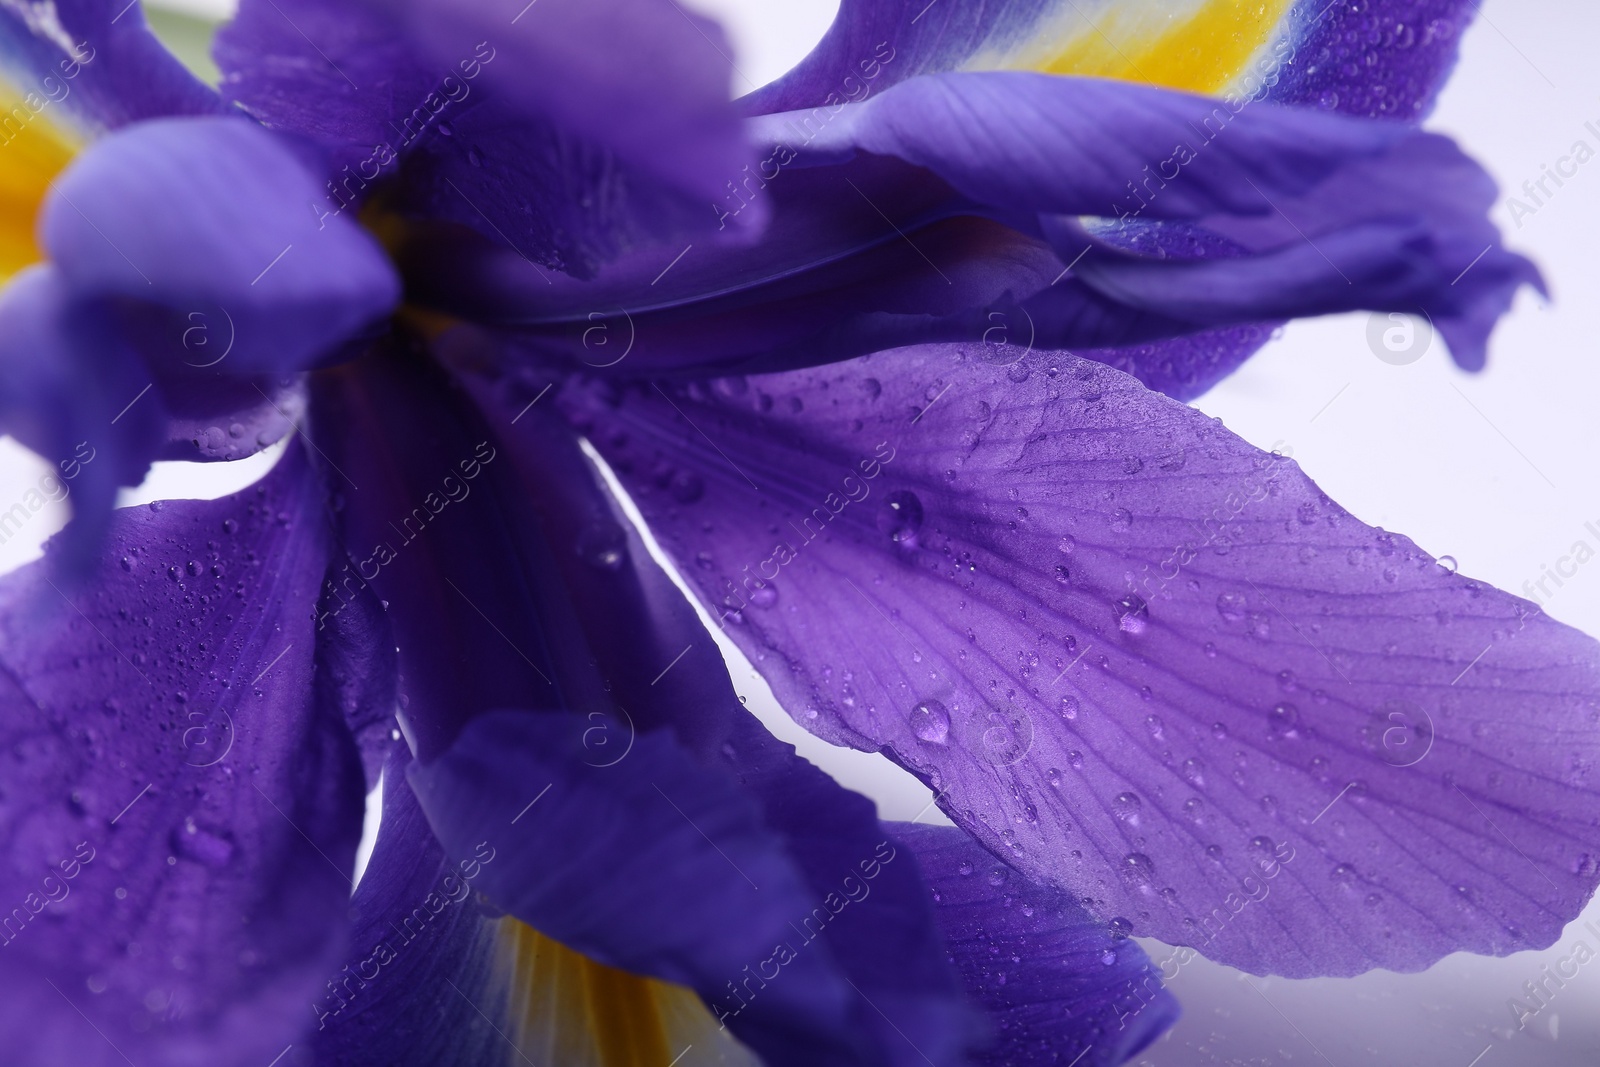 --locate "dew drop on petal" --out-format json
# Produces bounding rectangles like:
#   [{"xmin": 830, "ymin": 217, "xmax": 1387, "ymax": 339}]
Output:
[
  {"xmin": 575, "ymin": 523, "xmax": 628, "ymax": 571},
  {"xmin": 909, "ymin": 699, "xmax": 950, "ymax": 744},
  {"xmin": 1216, "ymin": 592, "xmax": 1248, "ymax": 621},
  {"xmin": 1267, "ymin": 703, "xmax": 1301, "ymax": 739},
  {"xmin": 1121, "ymin": 853, "xmax": 1155, "ymax": 884},
  {"xmin": 880, "ymin": 490, "xmax": 924, "ymax": 546},
  {"xmin": 1115, "ymin": 595, "xmax": 1149, "ymax": 634}
]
